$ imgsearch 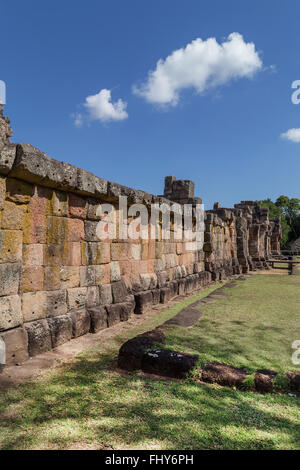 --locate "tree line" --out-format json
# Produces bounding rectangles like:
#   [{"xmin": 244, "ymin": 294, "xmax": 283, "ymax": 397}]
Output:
[{"xmin": 258, "ymin": 196, "xmax": 300, "ymax": 248}]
